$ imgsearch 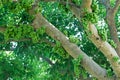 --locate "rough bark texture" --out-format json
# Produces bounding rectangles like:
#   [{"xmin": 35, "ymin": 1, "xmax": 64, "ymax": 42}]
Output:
[
  {"xmin": 98, "ymin": 0, "xmax": 120, "ymax": 56},
  {"xmin": 106, "ymin": 10, "xmax": 120, "ymax": 57},
  {"xmin": 32, "ymin": 13, "xmax": 112, "ymax": 80},
  {"xmin": 105, "ymin": 0, "xmax": 120, "ymax": 56},
  {"xmin": 69, "ymin": 0, "xmax": 120, "ymax": 78}
]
